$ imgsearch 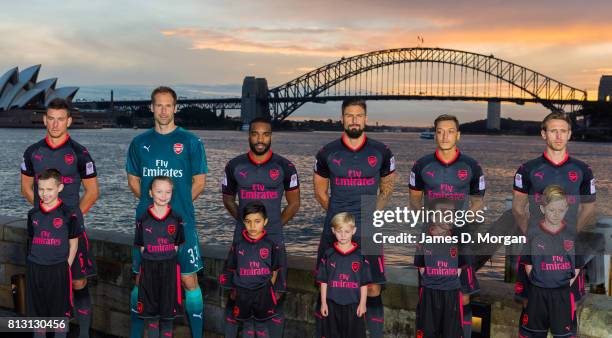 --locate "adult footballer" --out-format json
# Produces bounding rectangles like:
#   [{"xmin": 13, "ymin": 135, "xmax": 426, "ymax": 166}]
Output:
[{"xmin": 126, "ymin": 86, "xmax": 208, "ymax": 338}]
